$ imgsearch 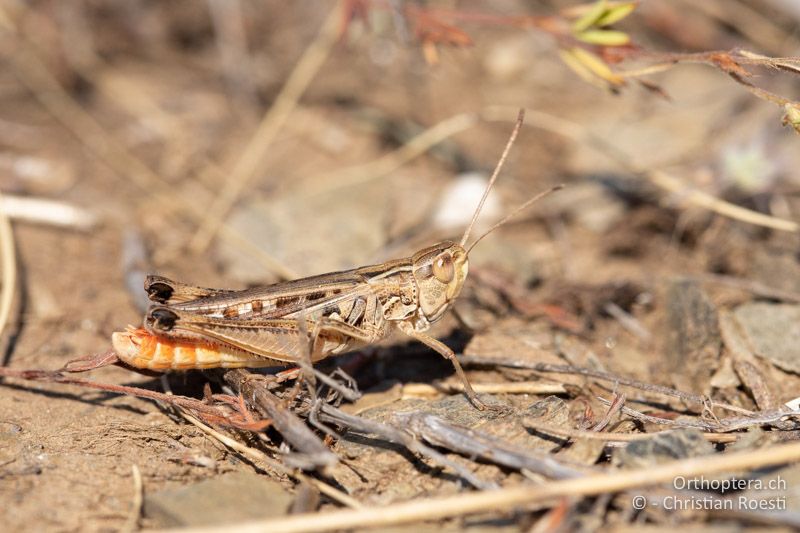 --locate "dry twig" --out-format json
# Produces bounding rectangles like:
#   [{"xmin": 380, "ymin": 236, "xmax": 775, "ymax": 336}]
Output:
[
  {"xmin": 0, "ymin": 195, "xmax": 97, "ymax": 230},
  {"xmin": 224, "ymin": 369, "xmax": 339, "ymax": 473},
  {"xmin": 120, "ymin": 465, "xmax": 143, "ymax": 533},
  {"xmin": 595, "ymin": 396, "xmax": 799, "ymax": 433},
  {"xmin": 523, "ymin": 421, "xmax": 739, "ymax": 444},
  {"xmin": 394, "ymin": 411, "xmax": 590, "ymax": 479},
  {"xmin": 316, "ymin": 403, "xmax": 493, "ymax": 490},
  {"xmin": 648, "ymin": 170, "xmax": 798, "ymax": 233},
  {"xmin": 168, "ymin": 439, "xmax": 800, "ymax": 533},
  {"xmin": 718, "ymin": 311, "xmax": 778, "ymax": 411},
  {"xmin": 0, "ymin": 359, "xmax": 362, "ymax": 508},
  {"xmin": 0, "ymin": 188, "xmax": 17, "ymax": 349},
  {"xmin": 401, "ymin": 381, "xmax": 566, "ymax": 397},
  {"xmin": 459, "ymin": 355, "xmax": 750, "ymax": 415}
]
